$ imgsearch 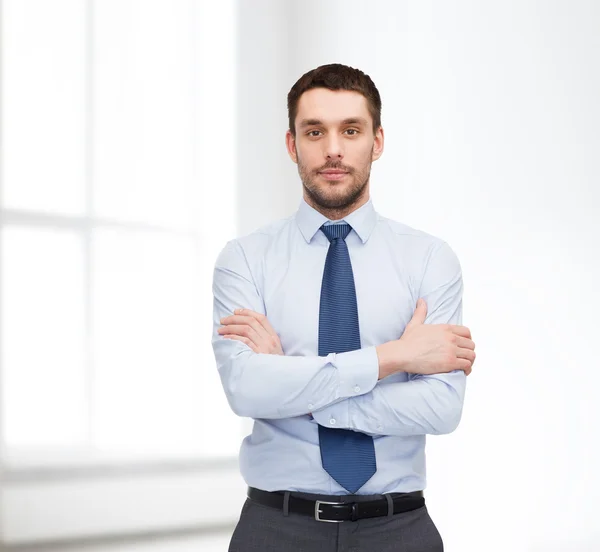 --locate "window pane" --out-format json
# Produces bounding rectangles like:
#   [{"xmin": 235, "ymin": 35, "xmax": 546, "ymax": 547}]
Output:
[
  {"xmin": 92, "ymin": 228, "xmax": 239, "ymax": 457},
  {"xmin": 190, "ymin": 0, "xmax": 237, "ymax": 240},
  {"xmin": 1, "ymin": 227, "xmax": 87, "ymax": 447},
  {"xmin": 1, "ymin": 0, "xmax": 86, "ymax": 215},
  {"xmin": 92, "ymin": 0, "xmax": 195, "ymax": 229}
]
